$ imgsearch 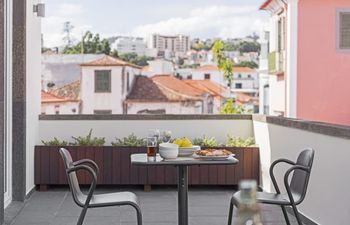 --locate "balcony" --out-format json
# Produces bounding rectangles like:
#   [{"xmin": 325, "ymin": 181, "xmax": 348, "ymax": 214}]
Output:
[
  {"xmin": 268, "ymin": 51, "xmax": 285, "ymax": 74},
  {"xmin": 4, "ymin": 114, "xmax": 350, "ymax": 225}
]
